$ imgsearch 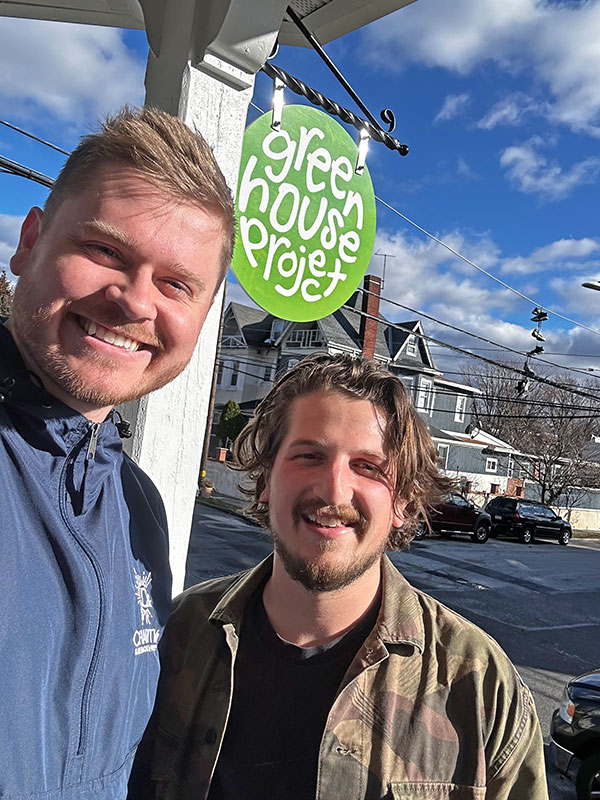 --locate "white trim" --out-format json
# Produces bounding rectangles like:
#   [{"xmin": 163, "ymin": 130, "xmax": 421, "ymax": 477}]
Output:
[
  {"xmin": 437, "ymin": 443, "xmax": 449, "ymax": 469},
  {"xmin": 416, "ymin": 377, "xmax": 434, "ymax": 414},
  {"xmin": 454, "ymin": 395, "xmax": 467, "ymax": 423},
  {"xmin": 434, "ymin": 377, "xmax": 481, "ymax": 395},
  {"xmin": 485, "ymin": 457, "xmax": 498, "ymax": 473}
]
